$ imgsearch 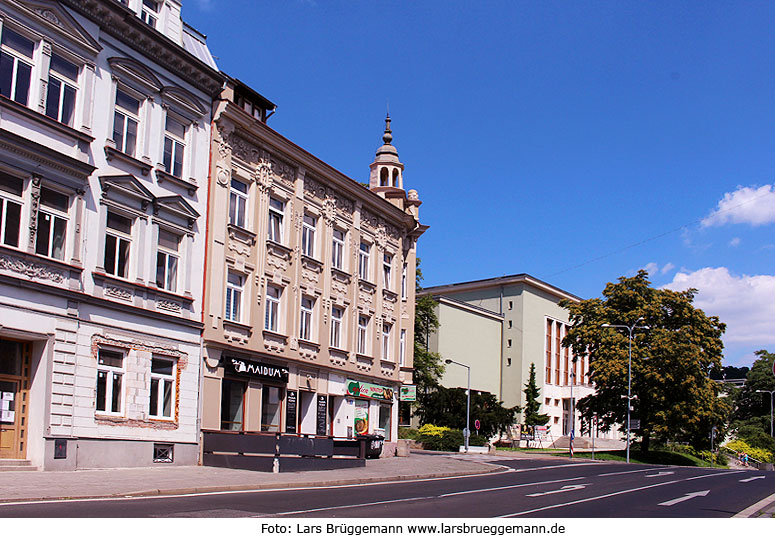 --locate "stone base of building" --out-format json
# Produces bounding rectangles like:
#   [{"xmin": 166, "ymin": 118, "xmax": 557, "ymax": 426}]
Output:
[{"xmin": 42, "ymin": 437, "xmax": 199, "ymax": 471}]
